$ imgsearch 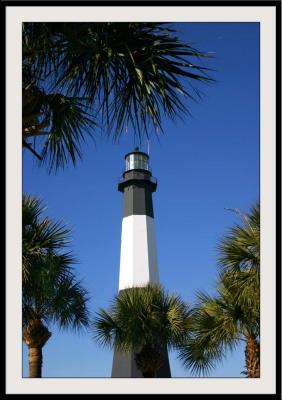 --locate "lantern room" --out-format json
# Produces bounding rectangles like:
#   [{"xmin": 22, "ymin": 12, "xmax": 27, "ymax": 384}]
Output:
[{"xmin": 124, "ymin": 147, "xmax": 149, "ymax": 172}]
